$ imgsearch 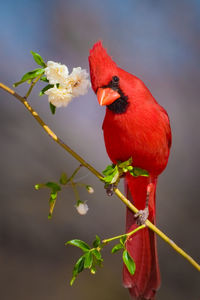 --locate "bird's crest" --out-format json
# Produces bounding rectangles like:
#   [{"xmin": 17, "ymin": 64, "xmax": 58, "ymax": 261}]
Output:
[{"xmin": 89, "ymin": 41, "xmax": 118, "ymax": 92}]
